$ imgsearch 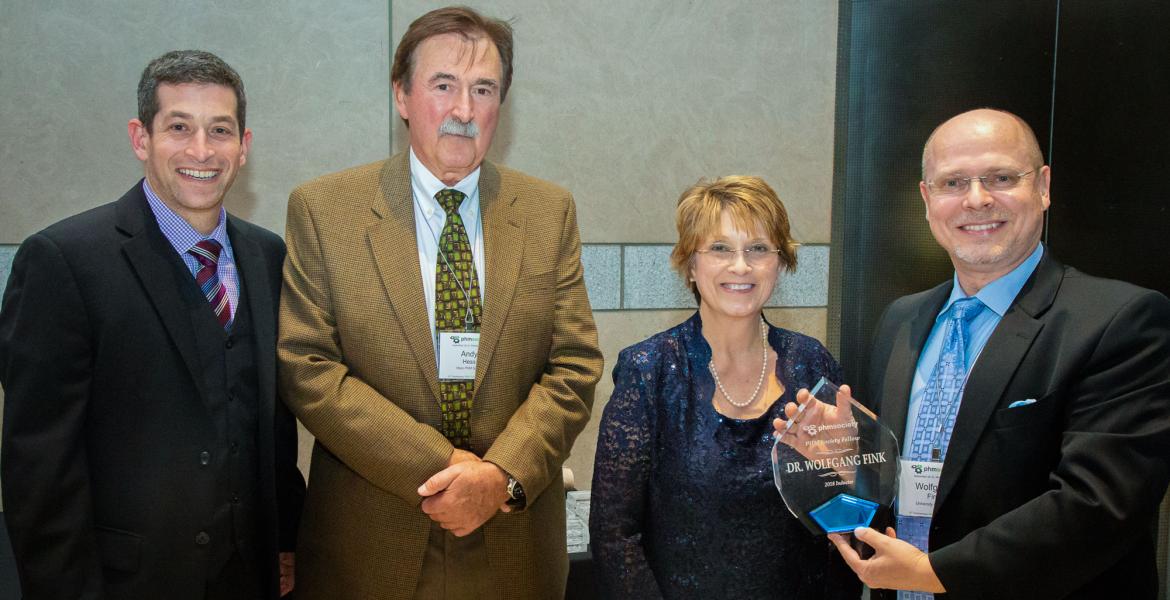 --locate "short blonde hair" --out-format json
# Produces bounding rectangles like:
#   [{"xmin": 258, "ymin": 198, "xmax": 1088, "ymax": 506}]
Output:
[{"xmin": 670, "ymin": 175, "xmax": 798, "ymax": 304}]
